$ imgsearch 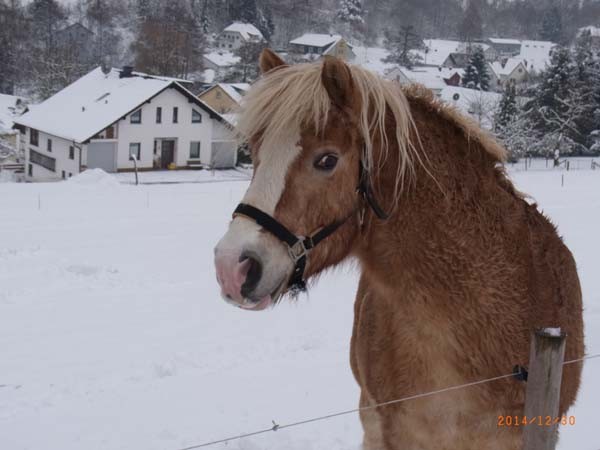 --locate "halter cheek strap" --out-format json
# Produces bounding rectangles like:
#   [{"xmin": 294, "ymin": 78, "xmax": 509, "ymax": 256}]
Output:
[{"xmin": 232, "ymin": 155, "xmax": 390, "ymax": 293}]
